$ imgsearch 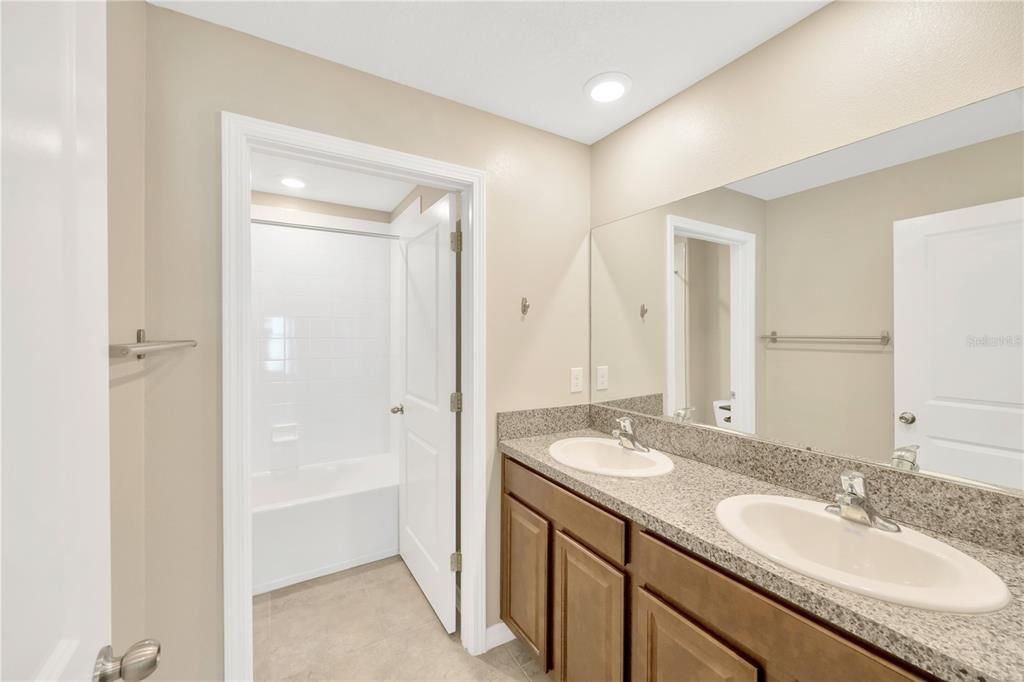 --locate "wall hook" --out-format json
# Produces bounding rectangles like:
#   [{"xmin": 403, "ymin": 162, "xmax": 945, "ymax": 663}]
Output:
[
  {"xmin": 640, "ymin": 303, "xmax": 649, "ymax": 320},
  {"xmin": 521, "ymin": 297, "xmax": 531, "ymax": 316}
]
